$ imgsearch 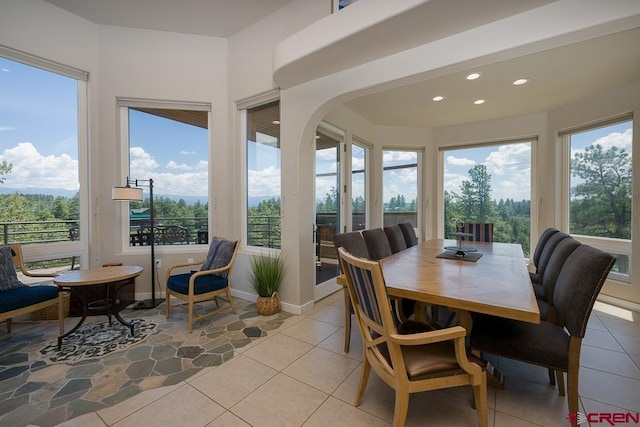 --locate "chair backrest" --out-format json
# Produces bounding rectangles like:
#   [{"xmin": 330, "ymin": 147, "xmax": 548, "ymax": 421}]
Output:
[
  {"xmin": 460, "ymin": 223, "xmax": 493, "ymax": 242},
  {"xmin": 553, "ymin": 244, "xmax": 615, "ymax": 337},
  {"xmin": 362, "ymin": 228, "xmax": 393, "ymax": 261},
  {"xmin": 383, "ymin": 225, "xmax": 408, "ymax": 254},
  {"xmin": 532, "ymin": 227, "xmax": 560, "ymax": 267},
  {"xmin": 397, "ymin": 222, "xmax": 418, "ymax": 247},
  {"xmin": 338, "ymin": 247, "xmax": 395, "ymax": 340},
  {"xmin": 333, "ymin": 231, "xmax": 369, "ymax": 259},
  {"xmin": 535, "ymin": 231, "xmax": 570, "ymax": 279},
  {"xmin": 539, "ymin": 237, "xmax": 581, "ymax": 304}
]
